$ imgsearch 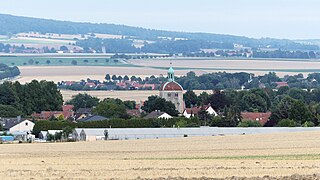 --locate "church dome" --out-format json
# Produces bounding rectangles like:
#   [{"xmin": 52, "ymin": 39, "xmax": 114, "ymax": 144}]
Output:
[{"xmin": 160, "ymin": 81, "xmax": 184, "ymax": 91}]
